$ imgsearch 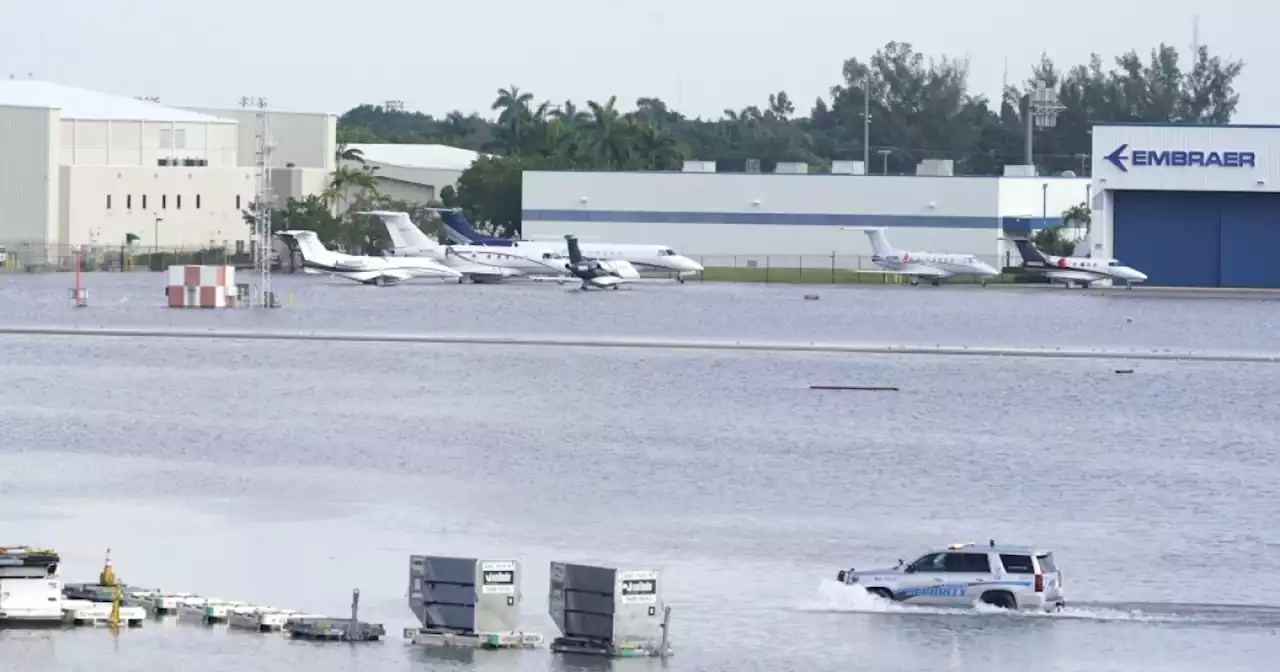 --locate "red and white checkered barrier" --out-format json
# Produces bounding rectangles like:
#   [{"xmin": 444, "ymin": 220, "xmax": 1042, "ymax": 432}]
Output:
[{"xmin": 166, "ymin": 265, "xmax": 237, "ymax": 308}]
